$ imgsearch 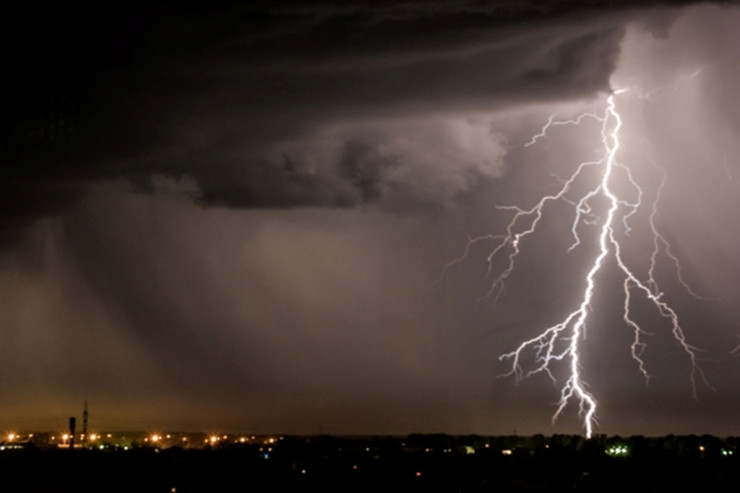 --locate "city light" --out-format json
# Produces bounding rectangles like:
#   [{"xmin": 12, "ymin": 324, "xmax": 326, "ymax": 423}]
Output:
[{"xmin": 606, "ymin": 445, "xmax": 629, "ymax": 457}]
